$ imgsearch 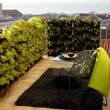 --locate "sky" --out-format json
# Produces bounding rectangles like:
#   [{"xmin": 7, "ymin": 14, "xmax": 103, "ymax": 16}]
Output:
[{"xmin": 0, "ymin": 0, "xmax": 110, "ymax": 14}]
